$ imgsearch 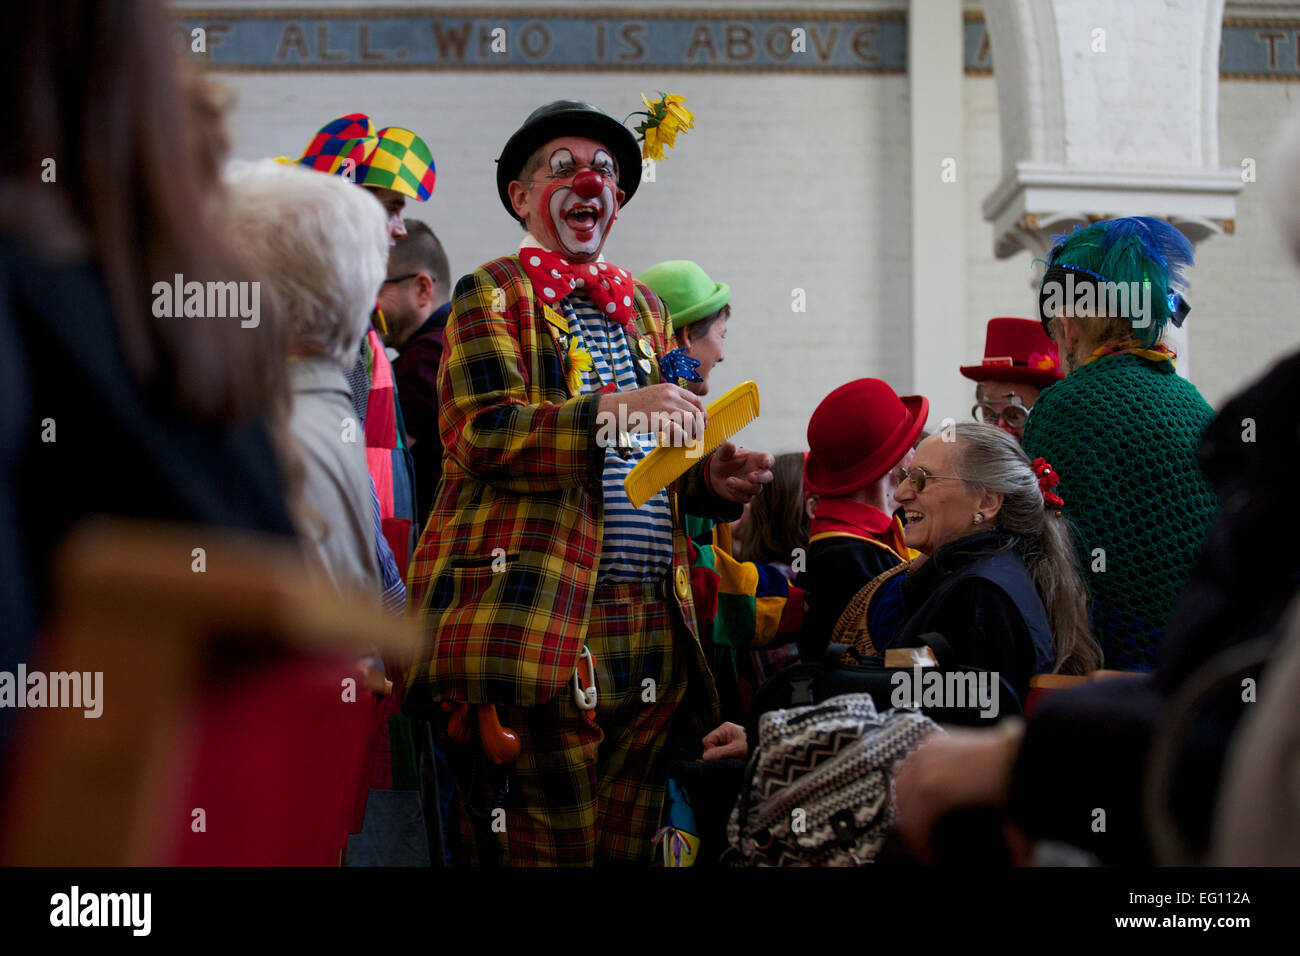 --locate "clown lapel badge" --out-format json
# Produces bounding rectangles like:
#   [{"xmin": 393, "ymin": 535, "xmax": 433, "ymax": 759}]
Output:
[{"xmin": 542, "ymin": 304, "xmax": 594, "ymax": 396}]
